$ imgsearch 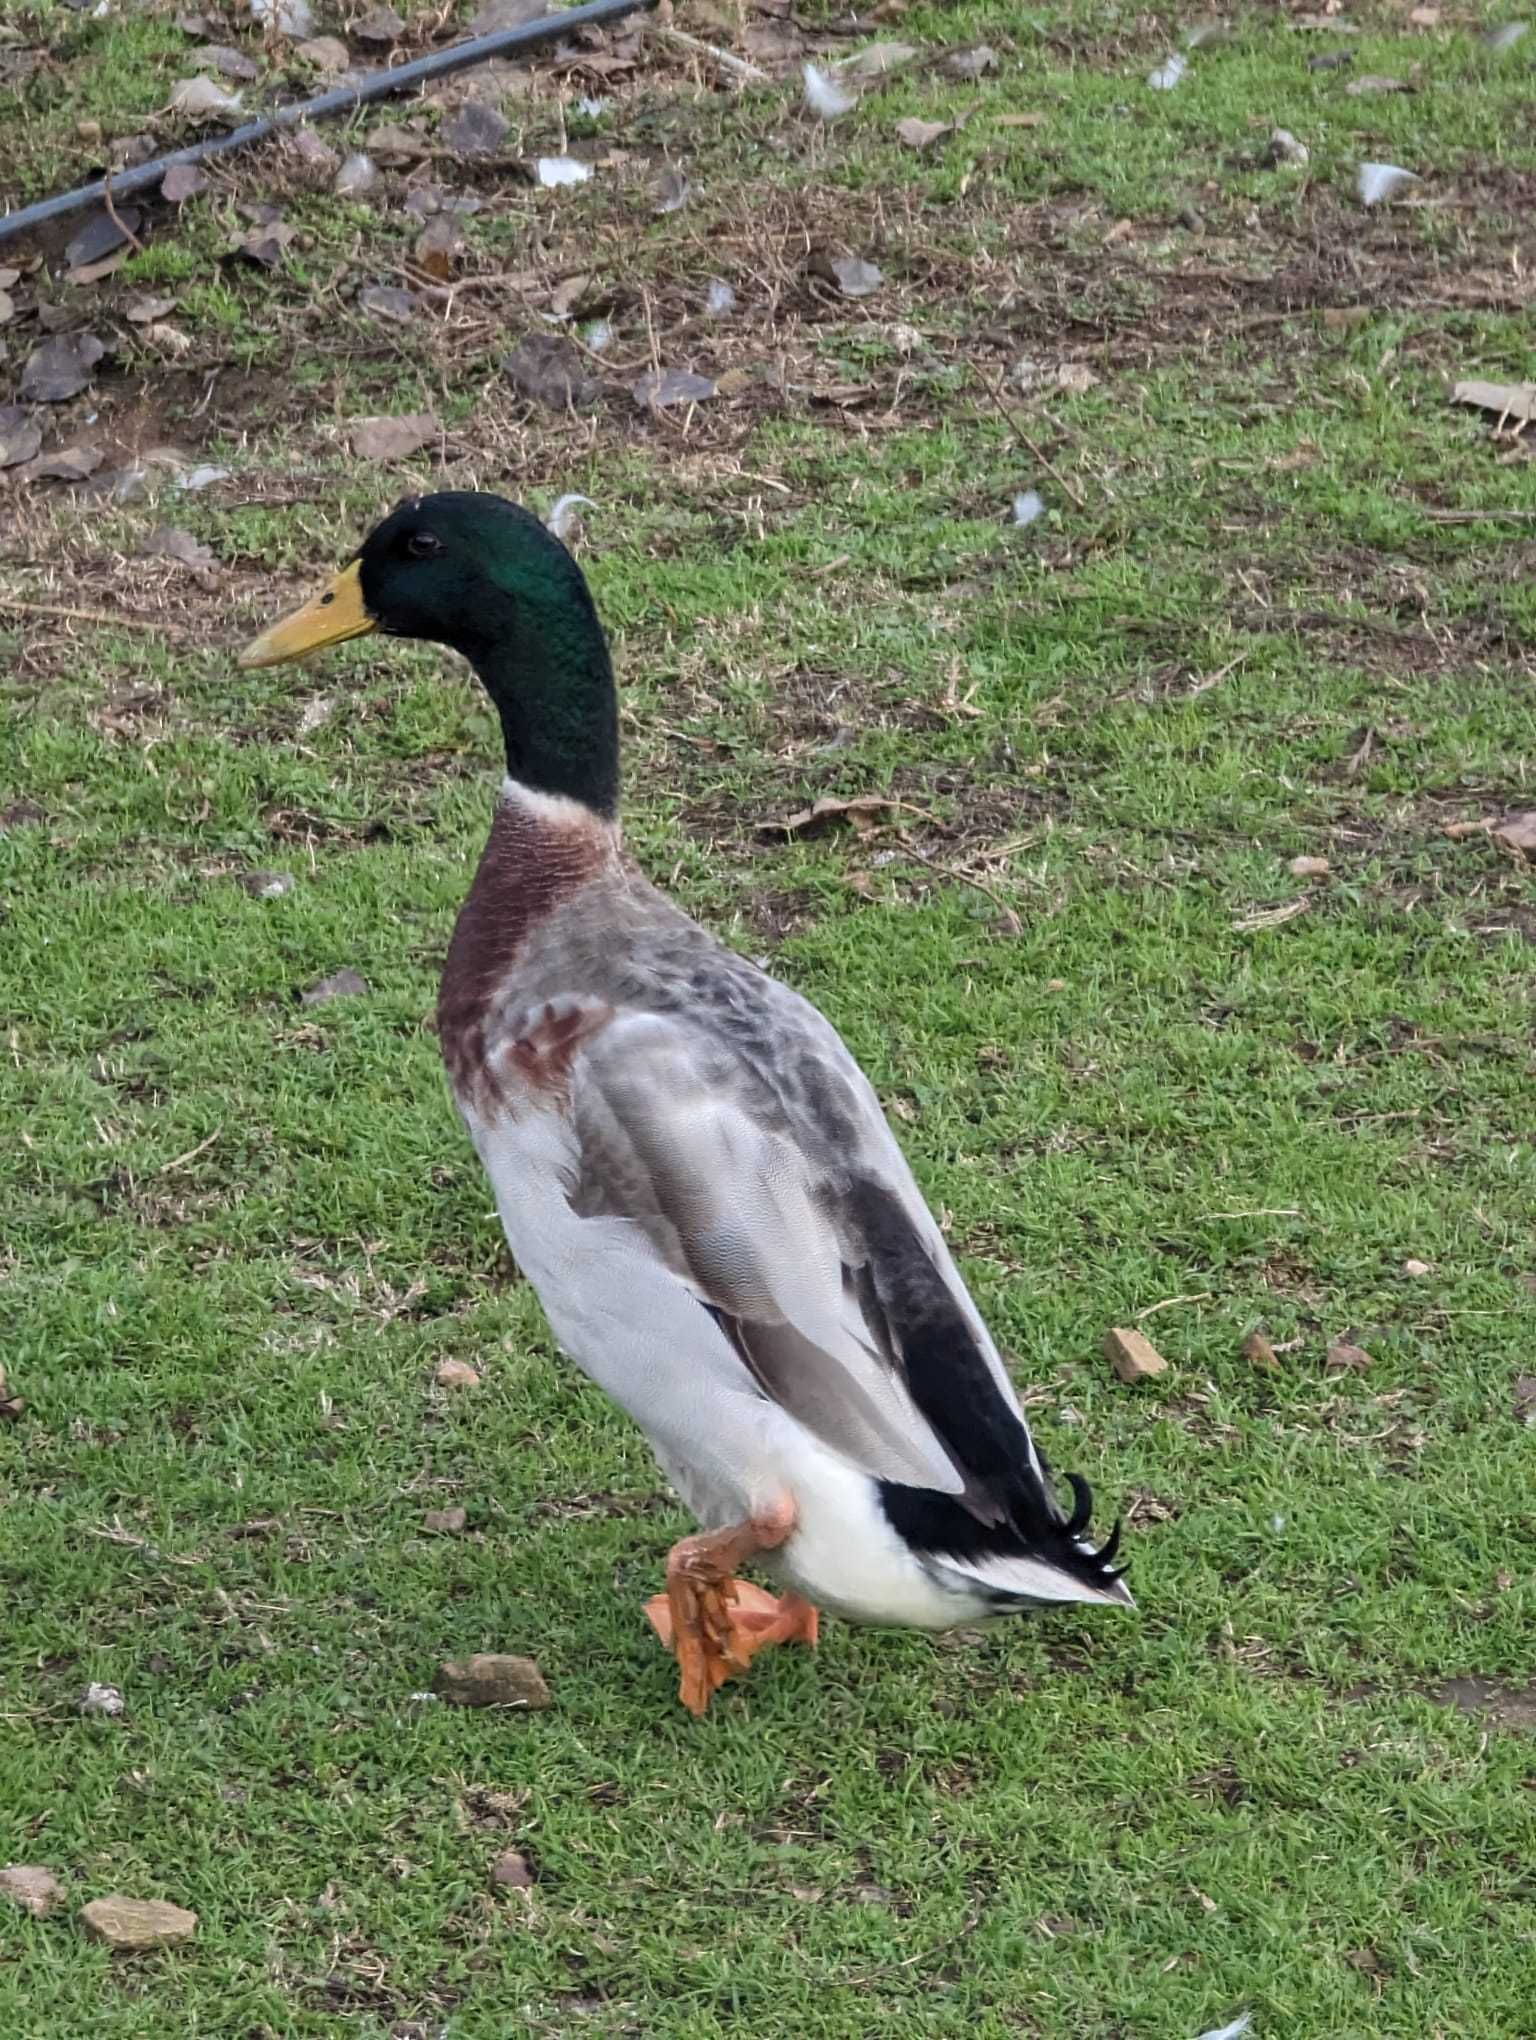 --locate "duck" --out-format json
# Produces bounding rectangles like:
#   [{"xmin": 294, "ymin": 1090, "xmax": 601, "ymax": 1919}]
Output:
[{"xmin": 242, "ymin": 491, "xmax": 1132, "ymax": 1715}]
